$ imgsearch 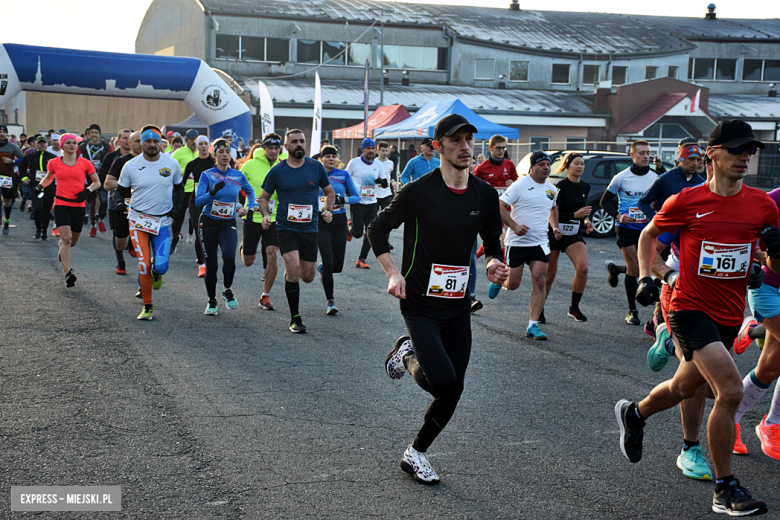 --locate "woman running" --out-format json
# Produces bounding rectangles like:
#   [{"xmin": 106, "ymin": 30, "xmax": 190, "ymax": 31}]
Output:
[
  {"xmin": 36, "ymin": 133, "xmax": 100, "ymax": 287},
  {"xmin": 194, "ymin": 138, "xmax": 256, "ymax": 315},
  {"xmin": 317, "ymin": 145, "xmax": 360, "ymax": 315},
  {"xmin": 544, "ymin": 152, "xmax": 593, "ymax": 322},
  {"xmin": 185, "ymin": 136, "xmax": 215, "ymax": 277}
]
